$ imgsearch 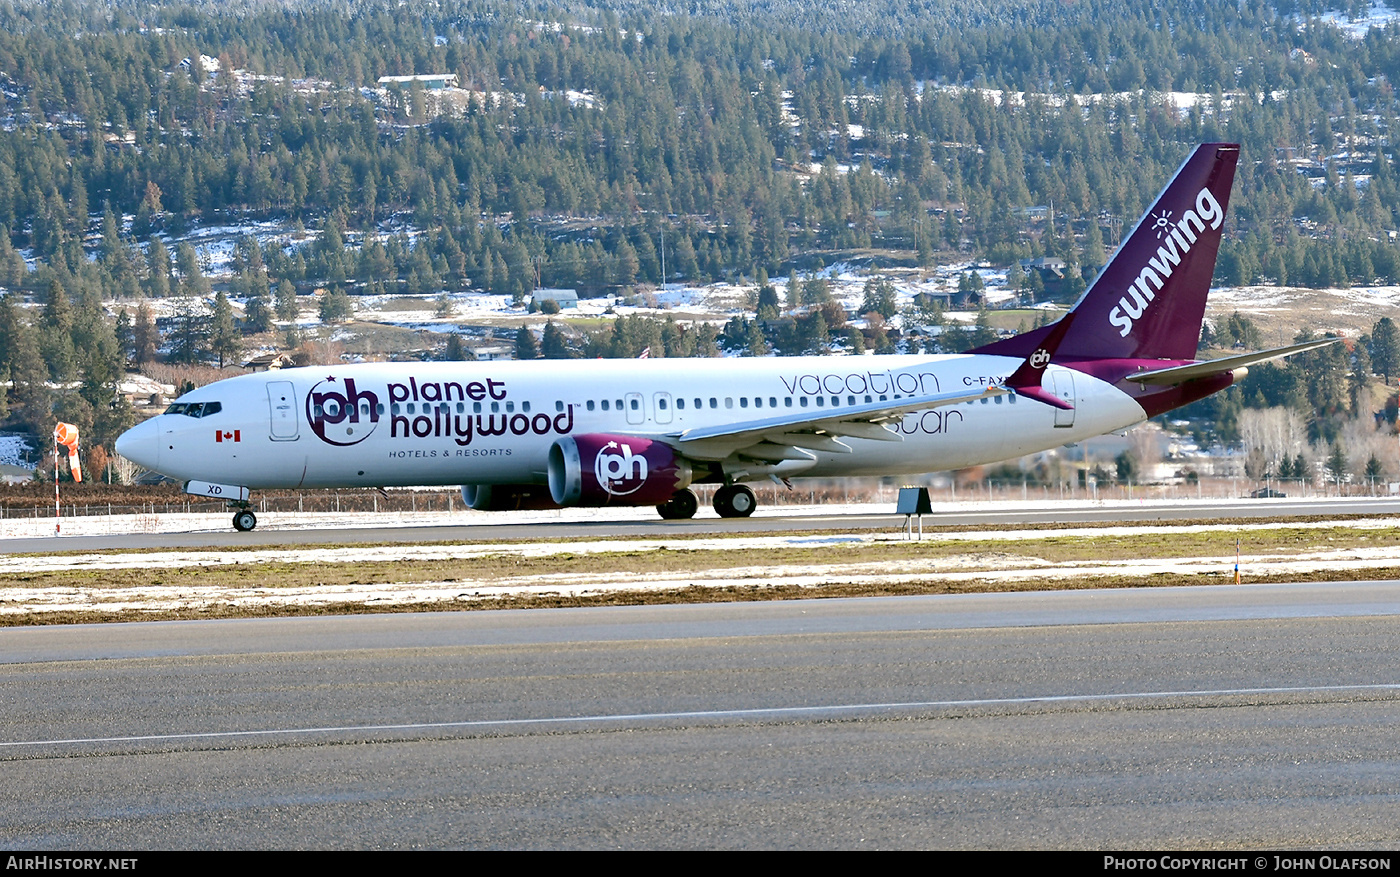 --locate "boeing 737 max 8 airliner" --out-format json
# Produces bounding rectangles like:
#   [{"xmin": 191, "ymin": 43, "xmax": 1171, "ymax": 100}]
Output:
[{"xmin": 116, "ymin": 143, "xmax": 1329, "ymax": 530}]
